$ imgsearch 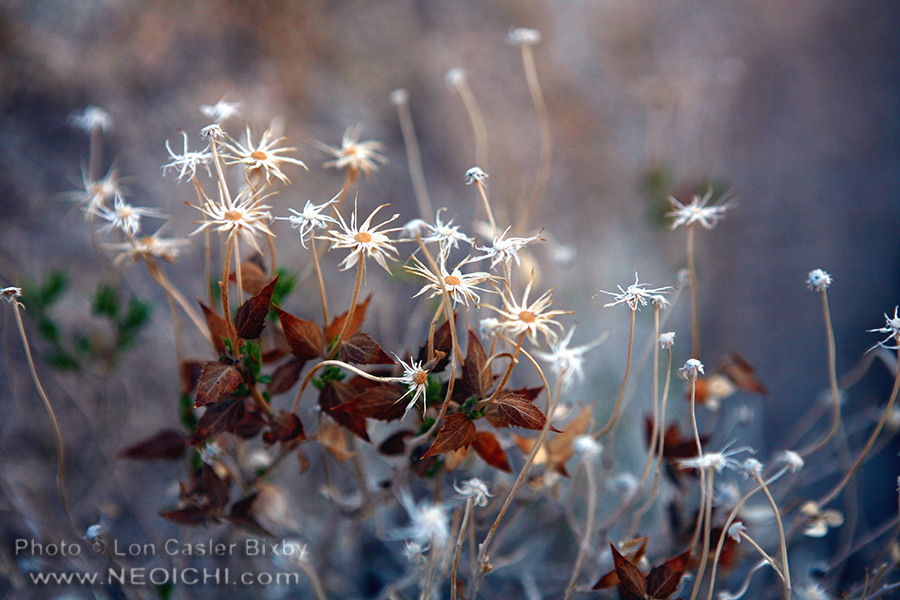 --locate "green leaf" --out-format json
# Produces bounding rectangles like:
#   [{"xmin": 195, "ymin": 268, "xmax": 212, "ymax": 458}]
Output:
[{"xmin": 92, "ymin": 284, "xmax": 119, "ymax": 319}]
